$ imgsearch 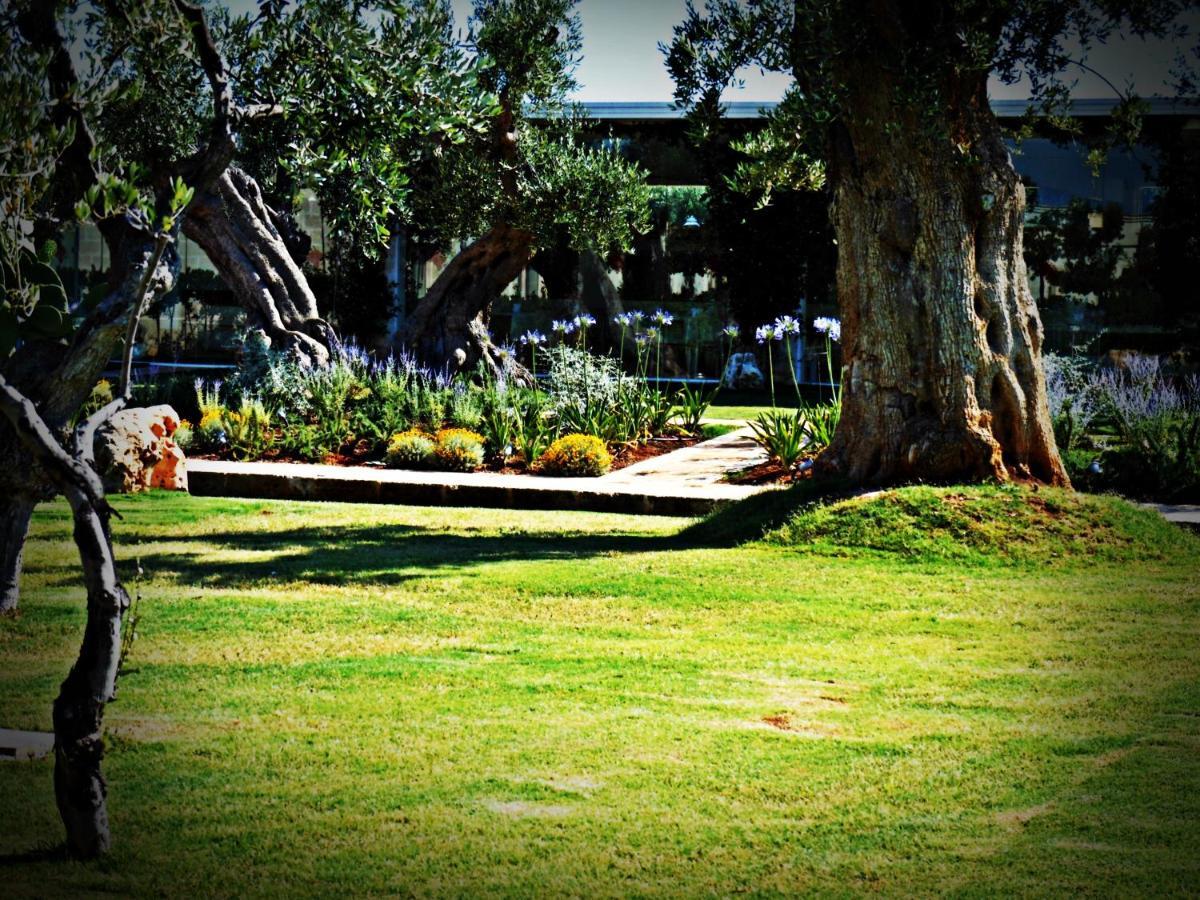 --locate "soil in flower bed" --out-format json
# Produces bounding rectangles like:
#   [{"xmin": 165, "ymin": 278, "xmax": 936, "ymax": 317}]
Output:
[
  {"xmin": 194, "ymin": 434, "xmax": 702, "ymax": 474},
  {"xmin": 725, "ymin": 459, "xmax": 813, "ymax": 486}
]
